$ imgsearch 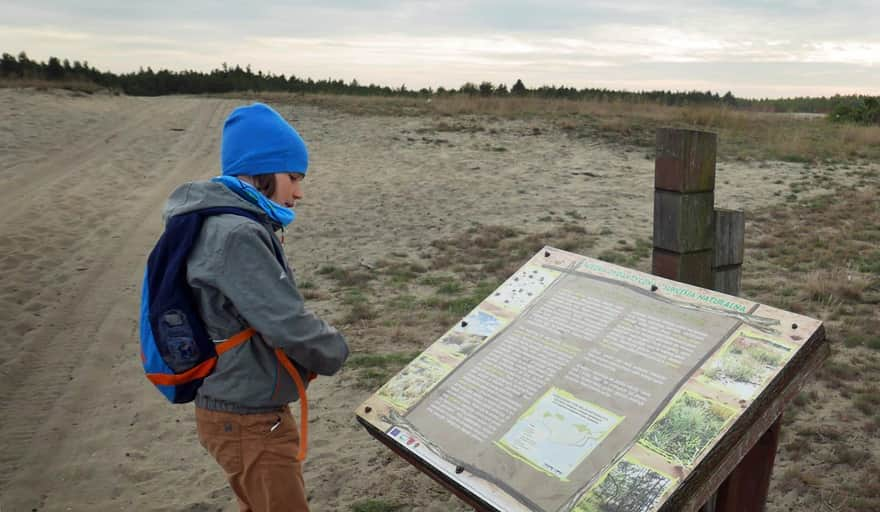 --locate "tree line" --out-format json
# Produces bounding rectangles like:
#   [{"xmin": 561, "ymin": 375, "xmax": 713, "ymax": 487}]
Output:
[{"xmin": 2, "ymin": 50, "xmax": 877, "ymax": 124}]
